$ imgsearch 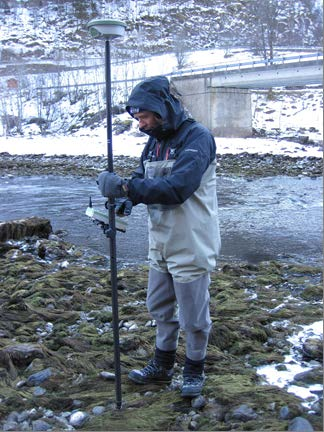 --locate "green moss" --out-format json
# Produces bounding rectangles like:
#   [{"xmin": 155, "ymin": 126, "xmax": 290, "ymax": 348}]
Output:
[
  {"xmin": 85, "ymin": 390, "xmax": 182, "ymax": 431},
  {"xmin": 78, "ymin": 322, "xmax": 98, "ymax": 337},
  {"xmin": 0, "ymin": 240, "xmax": 322, "ymax": 431},
  {"xmin": 248, "ymin": 351, "xmax": 285, "ymax": 367},
  {"xmin": 300, "ymin": 284, "xmax": 323, "ymax": 301}
]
